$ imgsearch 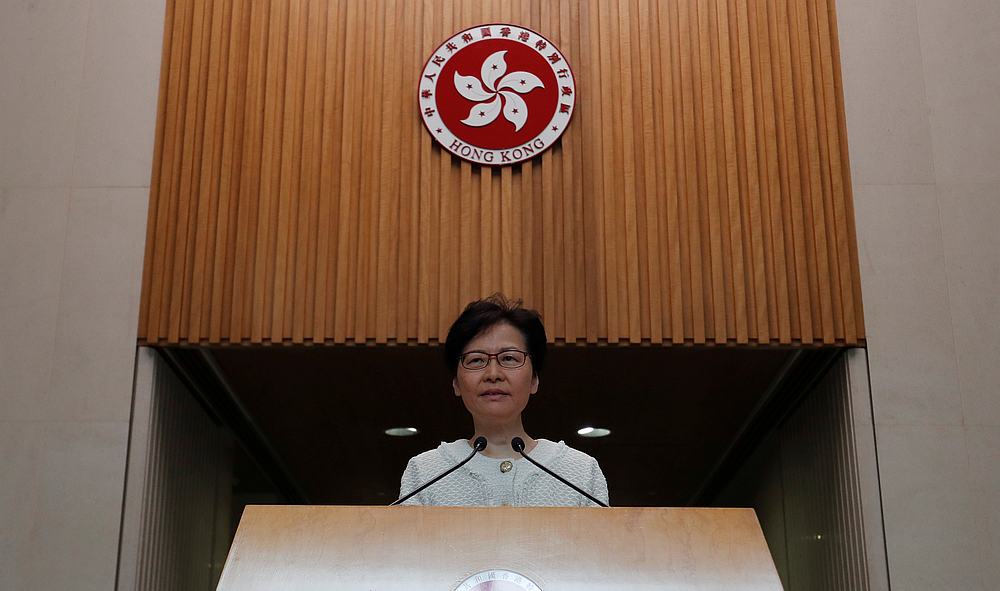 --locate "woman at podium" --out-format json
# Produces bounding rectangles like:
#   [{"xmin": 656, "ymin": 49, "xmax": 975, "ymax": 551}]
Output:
[{"xmin": 398, "ymin": 294, "xmax": 609, "ymax": 507}]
